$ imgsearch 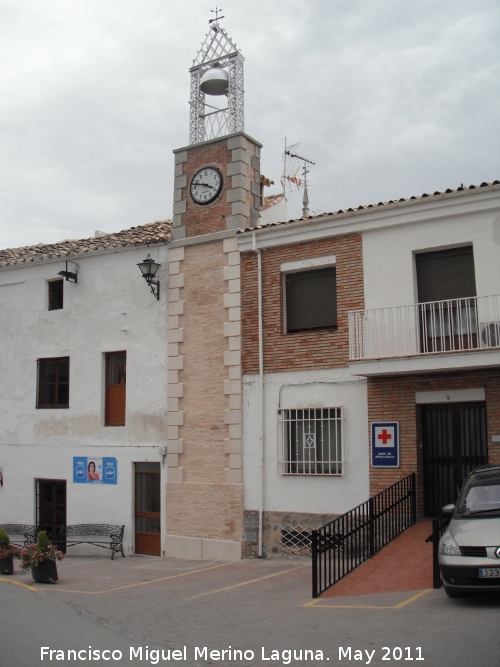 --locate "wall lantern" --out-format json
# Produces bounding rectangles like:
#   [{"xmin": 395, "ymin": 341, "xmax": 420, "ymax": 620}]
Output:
[
  {"xmin": 57, "ymin": 260, "xmax": 78, "ymax": 283},
  {"xmin": 137, "ymin": 254, "xmax": 160, "ymax": 300}
]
